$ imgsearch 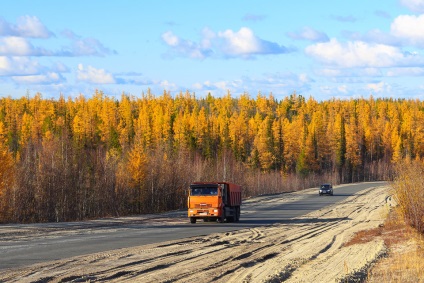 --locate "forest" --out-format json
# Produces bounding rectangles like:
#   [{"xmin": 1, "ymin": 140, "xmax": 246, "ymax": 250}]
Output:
[{"xmin": 0, "ymin": 90, "xmax": 423, "ymax": 223}]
